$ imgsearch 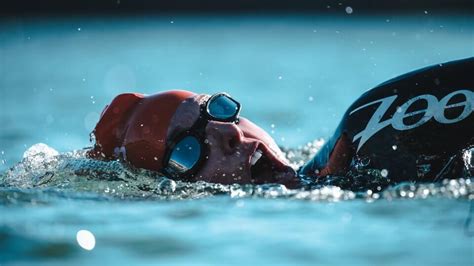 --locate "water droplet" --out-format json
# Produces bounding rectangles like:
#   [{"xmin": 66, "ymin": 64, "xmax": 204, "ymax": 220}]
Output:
[
  {"xmin": 77, "ymin": 27, "xmax": 81, "ymax": 31},
  {"xmin": 76, "ymin": 230, "xmax": 95, "ymax": 251},
  {"xmin": 381, "ymin": 169, "xmax": 389, "ymax": 178},
  {"xmin": 392, "ymin": 145, "xmax": 398, "ymax": 150},
  {"xmin": 278, "ymin": 76, "xmax": 283, "ymax": 80},
  {"xmin": 345, "ymin": 6, "xmax": 353, "ymax": 14},
  {"xmin": 271, "ymin": 124, "xmax": 275, "ymax": 128}
]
